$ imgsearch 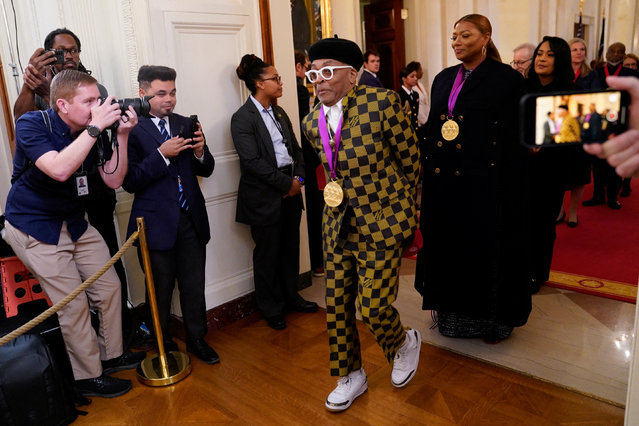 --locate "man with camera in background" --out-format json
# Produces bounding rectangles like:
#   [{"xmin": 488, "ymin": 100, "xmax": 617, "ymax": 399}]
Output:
[
  {"xmin": 122, "ymin": 65, "xmax": 219, "ymax": 365},
  {"xmin": 12, "ymin": 28, "xmax": 135, "ymax": 344},
  {"xmin": 3, "ymin": 69, "xmax": 144, "ymax": 397}
]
